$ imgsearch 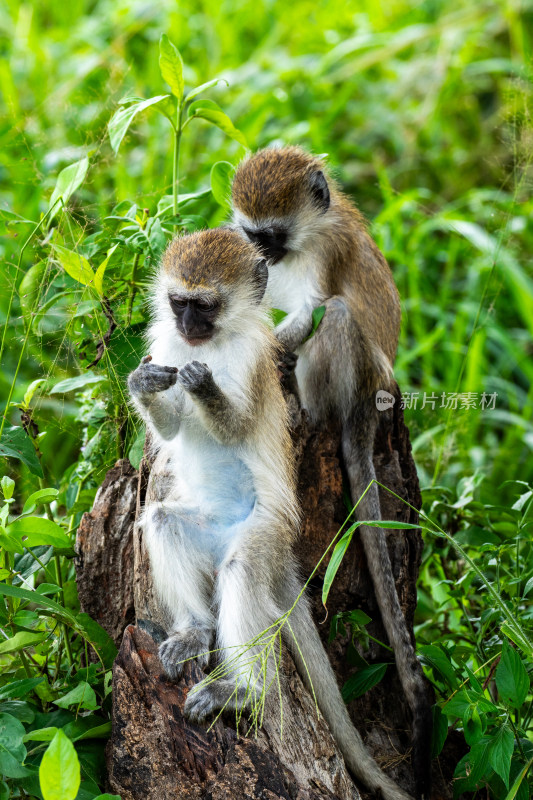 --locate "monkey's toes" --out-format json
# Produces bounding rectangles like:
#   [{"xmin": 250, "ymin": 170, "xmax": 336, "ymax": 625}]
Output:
[
  {"xmin": 158, "ymin": 629, "xmax": 211, "ymax": 680},
  {"xmin": 184, "ymin": 684, "xmax": 219, "ymax": 722}
]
